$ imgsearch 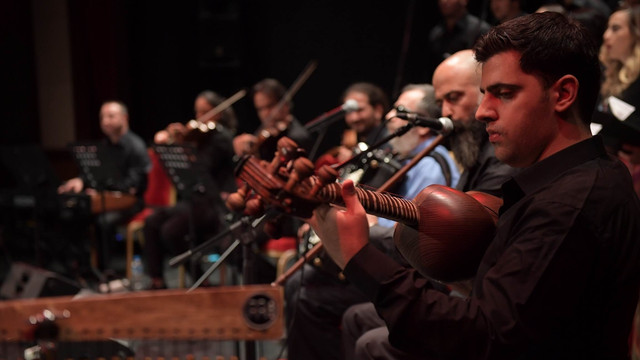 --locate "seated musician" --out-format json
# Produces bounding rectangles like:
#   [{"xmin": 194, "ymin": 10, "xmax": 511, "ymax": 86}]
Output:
[
  {"xmin": 230, "ymin": 78, "xmax": 316, "ymax": 284},
  {"xmin": 284, "ymin": 84, "xmax": 462, "ymax": 360},
  {"xmin": 144, "ymin": 90, "xmax": 237, "ymax": 290},
  {"xmin": 340, "ymin": 49, "xmax": 517, "ymax": 360},
  {"xmin": 233, "ymin": 78, "xmax": 312, "ymax": 159},
  {"xmin": 313, "ymin": 13, "xmax": 640, "ymax": 359},
  {"xmin": 316, "ymin": 82, "xmax": 391, "ymax": 175},
  {"xmin": 58, "ymin": 100, "xmax": 151, "ymax": 273}
]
